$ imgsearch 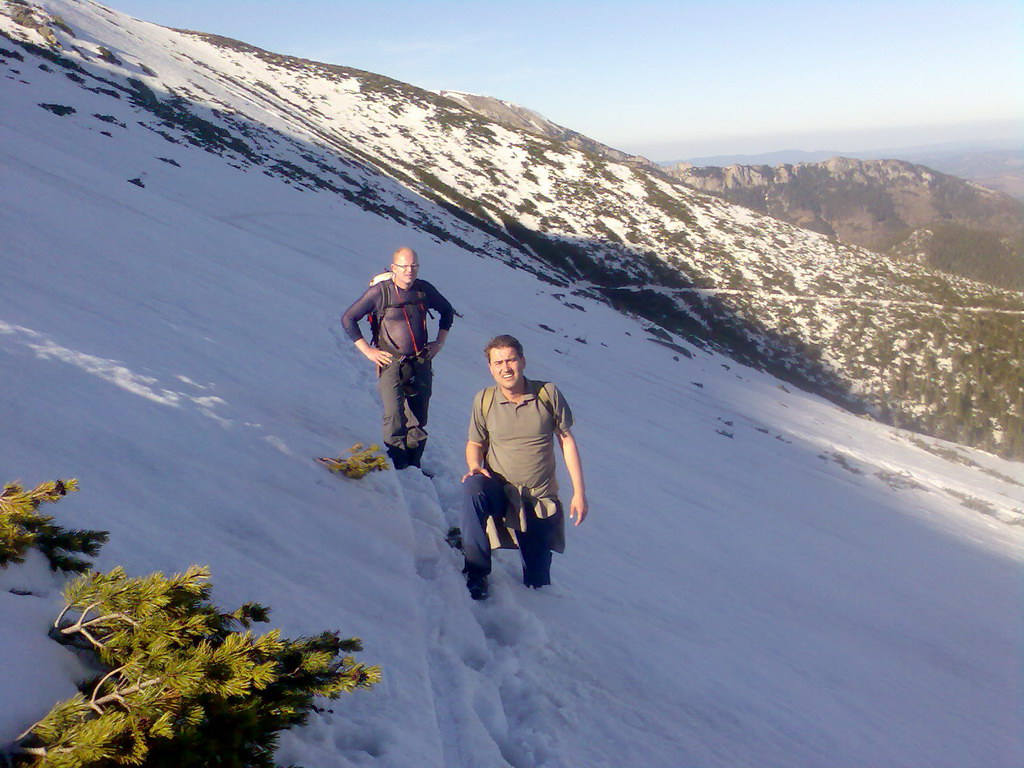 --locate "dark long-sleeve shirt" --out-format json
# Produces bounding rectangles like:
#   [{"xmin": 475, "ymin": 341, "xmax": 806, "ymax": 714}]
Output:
[{"xmin": 341, "ymin": 278, "xmax": 454, "ymax": 356}]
